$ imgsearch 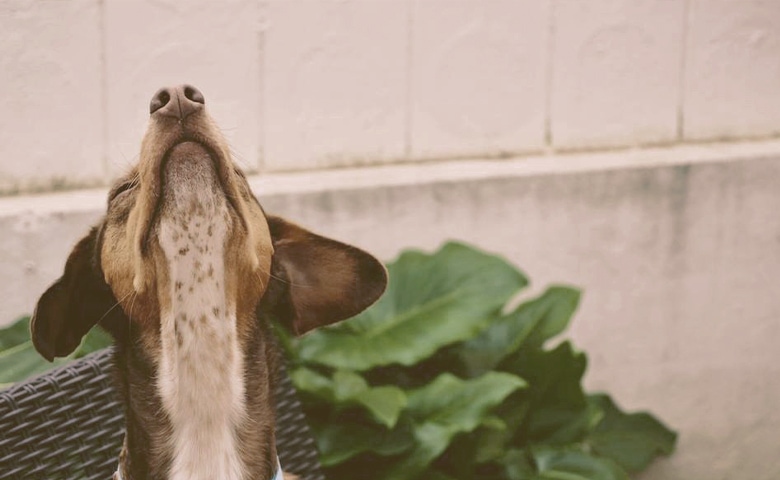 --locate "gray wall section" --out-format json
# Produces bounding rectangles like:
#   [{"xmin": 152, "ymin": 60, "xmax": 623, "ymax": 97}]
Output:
[
  {"xmin": 262, "ymin": 157, "xmax": 780, "ymax": 480},
  {"xmin": 1, "ymin": 153, "xmax": 779, "ymax": 479}
]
